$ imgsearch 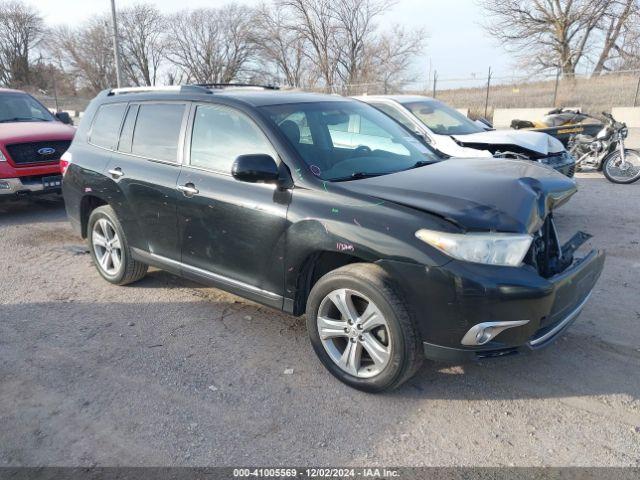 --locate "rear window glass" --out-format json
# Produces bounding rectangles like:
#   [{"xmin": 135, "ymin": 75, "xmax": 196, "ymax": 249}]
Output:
[
  {"xmin": 131, "ymin": 103, "xmax": 185, "ymax": 162},
  {"xmin": 90, "ymin": 103, "xmax": 127, "ymax": 149}
]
